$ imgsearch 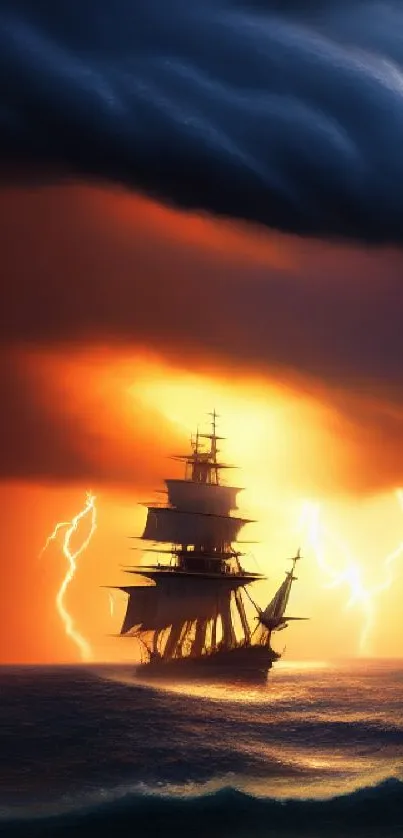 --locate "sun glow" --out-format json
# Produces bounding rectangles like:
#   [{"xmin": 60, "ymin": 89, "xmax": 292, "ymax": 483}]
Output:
[
  {"xmin": 28, "ymin": 356, "xmax": 403, "ymax": 663},
  {"xmin": 127, "ymin": 364, "xmax": 403, "ymax": 658}
]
